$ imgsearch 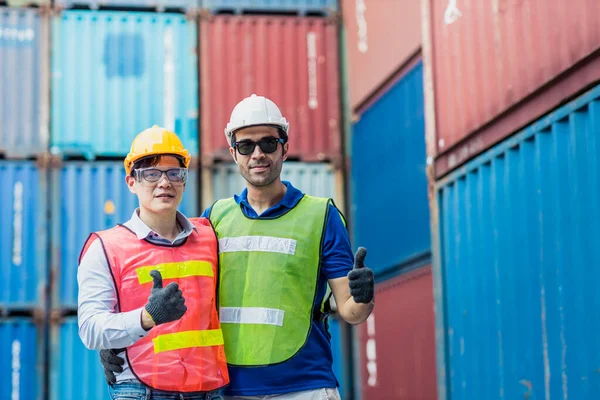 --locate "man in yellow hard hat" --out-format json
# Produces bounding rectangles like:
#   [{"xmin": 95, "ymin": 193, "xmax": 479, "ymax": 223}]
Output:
[{"xmin": 77, "ymin": 126, "xmax": 229, "ymax": 399}]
